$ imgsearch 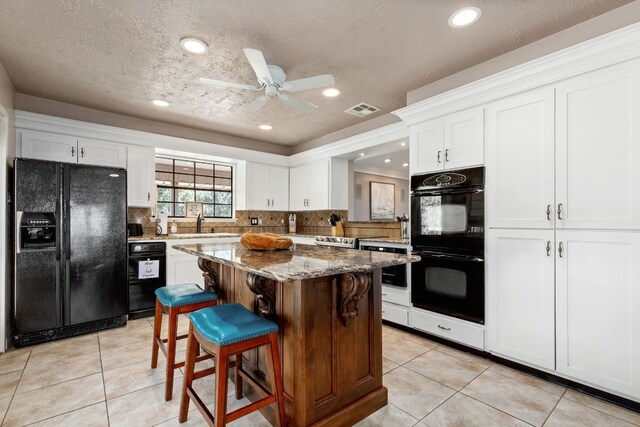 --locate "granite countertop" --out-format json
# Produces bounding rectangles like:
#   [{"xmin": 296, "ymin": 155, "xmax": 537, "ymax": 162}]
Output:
[
  {"xmin": 173, "ymin": 242, "xmax": 420, "ymax": 282},
  {"xmin": 128, "ymin": 233, "xmax": 240, "ymax": 242},
  {"xmin": 358, "ymin": 237, "xmax": 411, "ymax": 245}
]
